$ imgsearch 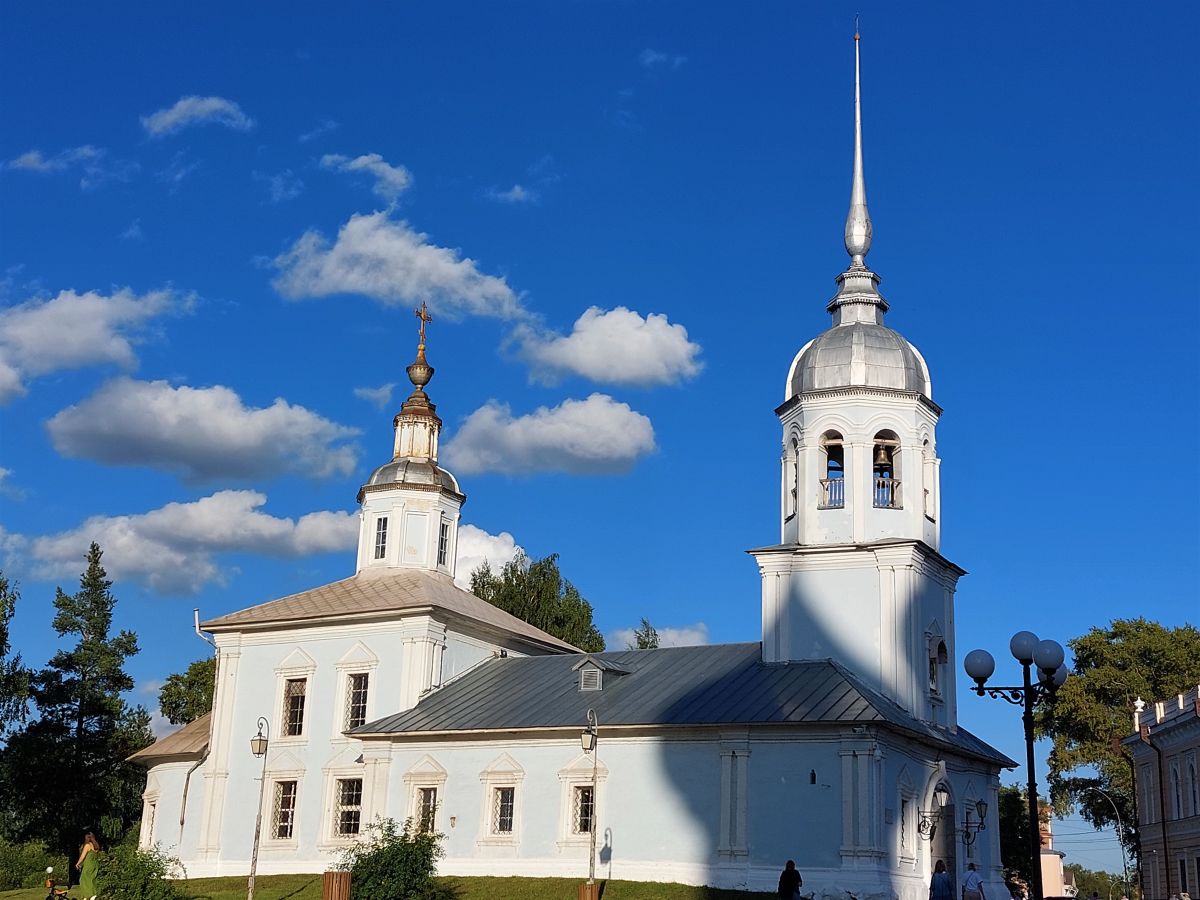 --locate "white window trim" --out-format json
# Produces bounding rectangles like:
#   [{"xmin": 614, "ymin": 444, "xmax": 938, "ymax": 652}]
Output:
[
  {"xmin": 898, "ymin": 783, "xmax": 917, "ymax": 866},
  {"xmin": 273, "ymin": 649, "xmax": 317, "ymax": 747},
  {"xmin": 317, "ymin": 766, "xmax": 368, "ymax": 849},
  {"xmin": 556, "ymin": 752, "xmax": 609, "ymax": 849},
  {"xmin": 477, "ymin": 753, "xmax": 525, "ymax": 849},
  {"xmin": 332, "ymin": 642, "xmax": 380, "ymax": 741},
  {"xmin": 266, "ymin": 776, "xmax": 303, "ymax": 849},
  {"xmin": 404, "ymin": 754, "xmax": 449, "ymax": 834},
  {"xmin": 139, "ymin": 779, "xmax": 160, "ymax": 850}
]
